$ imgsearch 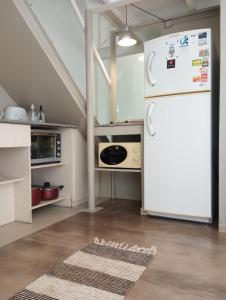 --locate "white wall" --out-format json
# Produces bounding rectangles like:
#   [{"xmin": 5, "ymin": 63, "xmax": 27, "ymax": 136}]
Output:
[
  {"xmin": 0, "ymin": 86, "xmax": 16, "ymax": 111},
  {"xmin": 73, "ymin": 130, "xmax": 99, "ymax": 205},
  {"xmin": 73, "ymin": 130, "xmax": 88, "ymax": 205},
  {"xmin": 99, "ymin": 172, "xmax": 141, "ymax": 200},
  {"xmin": 219, "ymin": 3, "xmax": 226, "ymax": 232}
]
